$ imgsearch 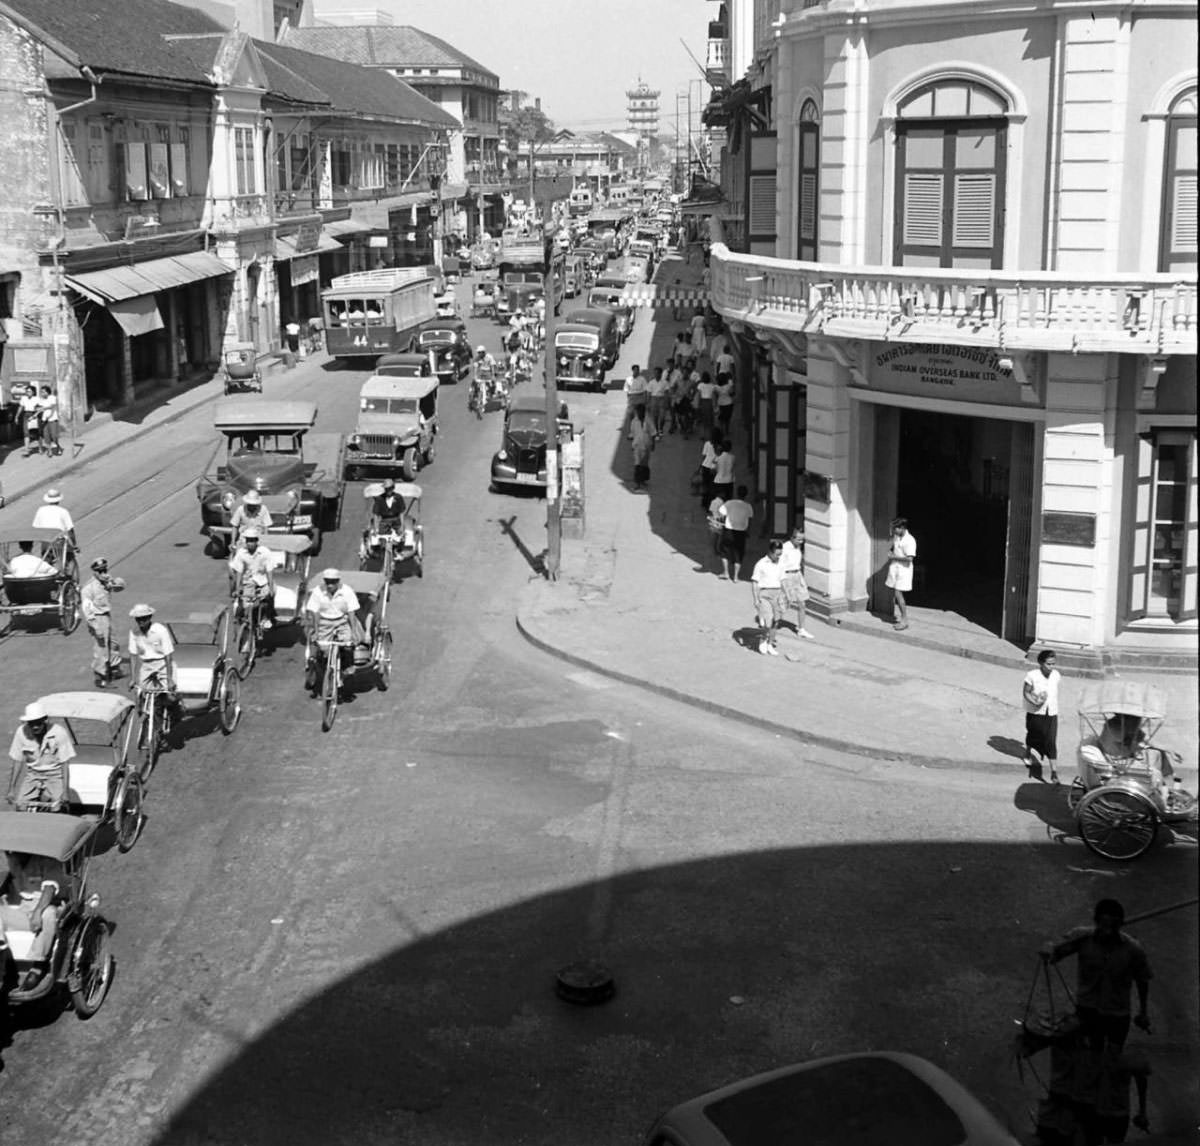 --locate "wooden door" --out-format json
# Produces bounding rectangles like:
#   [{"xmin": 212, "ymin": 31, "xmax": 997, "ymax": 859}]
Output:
[{"xmin": 1002, "ymin": 421, "xmax": 1035, "ymax": 643}]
